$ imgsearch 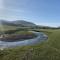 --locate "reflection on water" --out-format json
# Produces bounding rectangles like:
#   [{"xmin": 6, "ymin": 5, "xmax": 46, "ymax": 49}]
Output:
[{"xmin": 0, "ymin": 32, "xmax": 48, "ymax": 49}]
